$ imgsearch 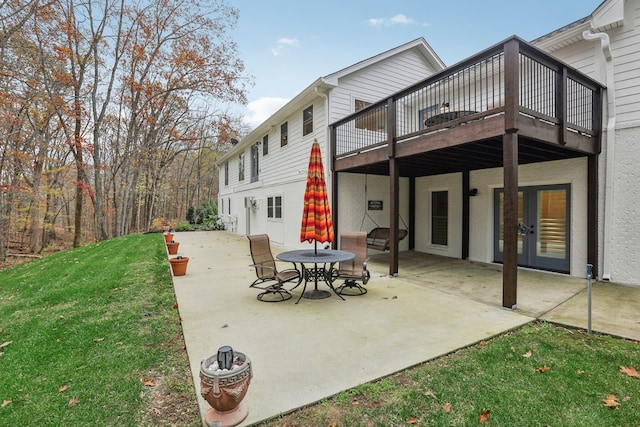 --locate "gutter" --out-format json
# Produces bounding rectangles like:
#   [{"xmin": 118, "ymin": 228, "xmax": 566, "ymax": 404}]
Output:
[
  {"xmin": 582, "ymin": 28, "xmax": 615, "ymax": 281},
  {"xmin": 315, "ymin": 85, "xmax": 330, "ymax": 182}
]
